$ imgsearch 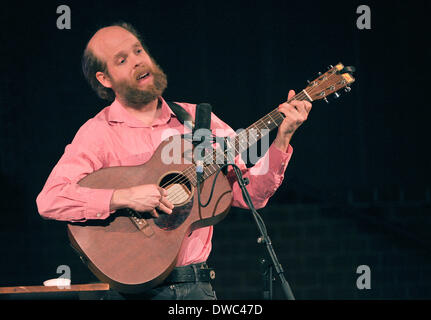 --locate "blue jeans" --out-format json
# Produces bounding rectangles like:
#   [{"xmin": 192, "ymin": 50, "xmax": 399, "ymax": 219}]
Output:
[{"xmin": 103, "ymin": 282, "xmax": 217, "ymax": 300}]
